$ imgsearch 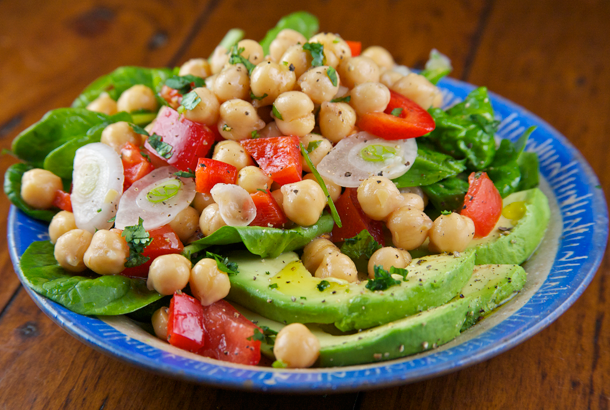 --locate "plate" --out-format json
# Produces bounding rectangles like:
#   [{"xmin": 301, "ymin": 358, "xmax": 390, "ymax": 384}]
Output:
[{"xmin": 7, "ymin": 77, "xmax": 608, "ymax": 393}]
